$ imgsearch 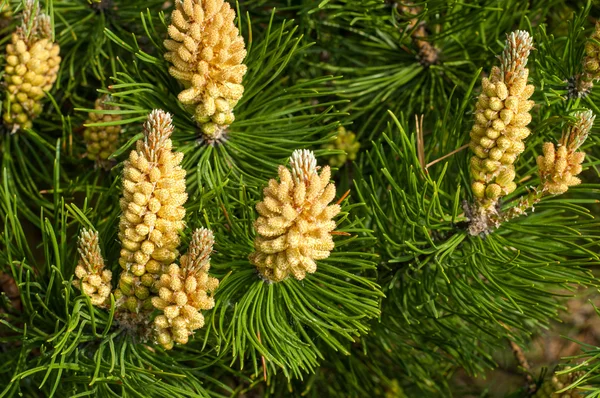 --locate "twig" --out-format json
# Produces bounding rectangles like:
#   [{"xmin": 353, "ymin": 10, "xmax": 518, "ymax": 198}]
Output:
[
  {"xmin": 509, "ymin": 339, "xmax": 537, "ymax": 394},
  {"xmin": 425, "ymin": 143, "xmax": 469, "ymax": 170},
  {"xmin": 331, "ymin": 231, "xmax": 351, "ymax": 236},
  {"xmin": 502, "ymin": 320, "xmax": 536, "ymax": 394},
  {"xmin": 336, "ymin": 189, "xmax": 350, "ymax": 205}
]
